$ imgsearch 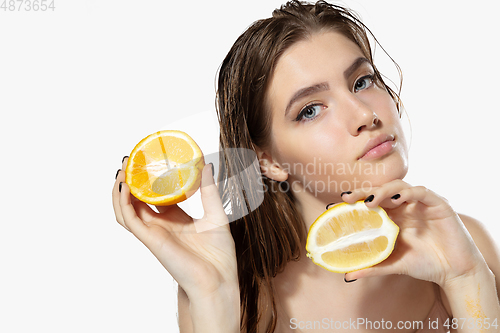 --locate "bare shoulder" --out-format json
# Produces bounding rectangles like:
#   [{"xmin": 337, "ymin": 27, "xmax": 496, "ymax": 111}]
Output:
[
  {"xmin": 440, "ymin": 213, "xmax": 500, "ymax": 316},
  {"xmin": 458, "ymin": 213, "xmax": 500, "ymax": 279}
]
